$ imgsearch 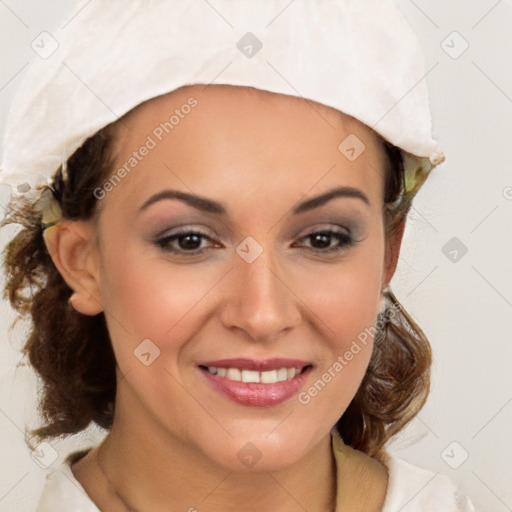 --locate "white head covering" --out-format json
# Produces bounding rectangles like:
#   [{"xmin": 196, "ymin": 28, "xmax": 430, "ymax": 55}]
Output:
[{"xmin": 0, "ymin": 0, "xmax": 445, "ymax": 203}]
